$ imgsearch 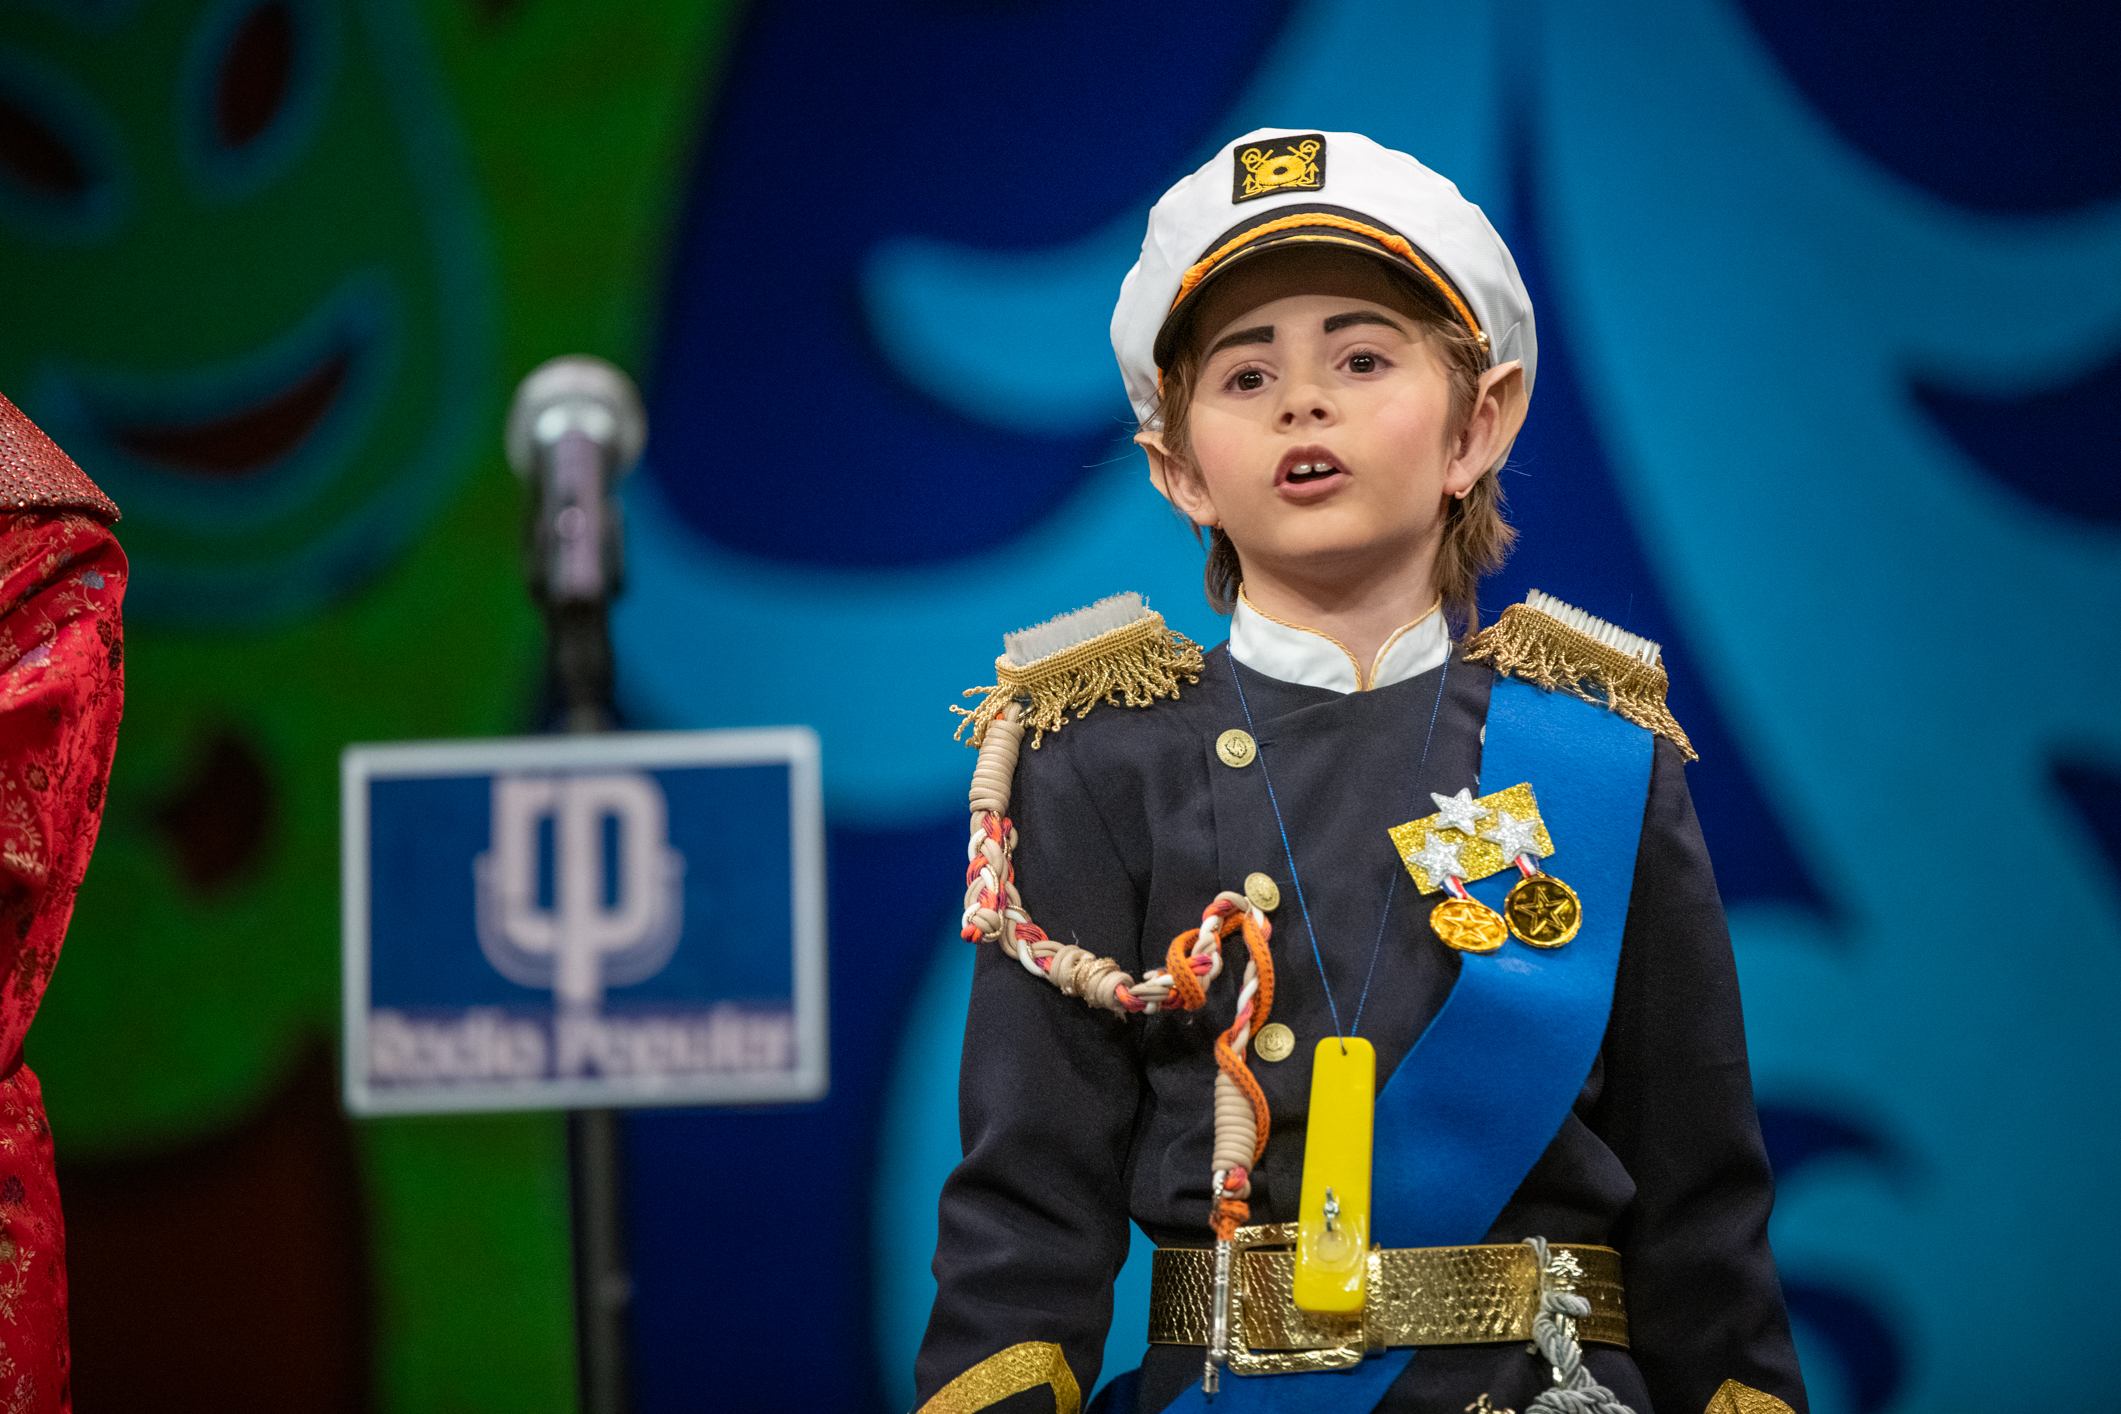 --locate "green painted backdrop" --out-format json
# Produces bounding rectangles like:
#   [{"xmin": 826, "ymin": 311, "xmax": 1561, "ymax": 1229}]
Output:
[{"xmin": 0, "ymin": 0, "xmax": 740, "ymax": 1405}]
